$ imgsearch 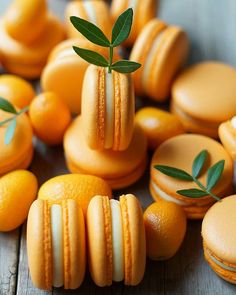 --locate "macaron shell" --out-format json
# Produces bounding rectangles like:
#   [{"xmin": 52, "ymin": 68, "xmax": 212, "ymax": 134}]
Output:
[
  {"xmin": 151, "ymin": 134, "xmax": 233, "ymax": 200},
  {"xmin": 120, "ymin": 194, "xmax": 146, "ymax": 285},
  {"xmin": 219, "ymin": 121, "xmax": 236, "ymax": 160},
  {"xmin": 64, "ymin": 116, "xmax": 147, "ymax": 188},
  {"xmin": 172, "ymin": 62, "xmax": 236, "ymax": 122},
  {"xmin": 87, "ymin": 195, "xmax": 113, "ymax": 286},
  {"xmin": 27, "ymin": 200, "xmax": 52, "ymax": 290},
  {"xmin": 202, "ymin": 195, "xmax": 236, "ymax": 264}
]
